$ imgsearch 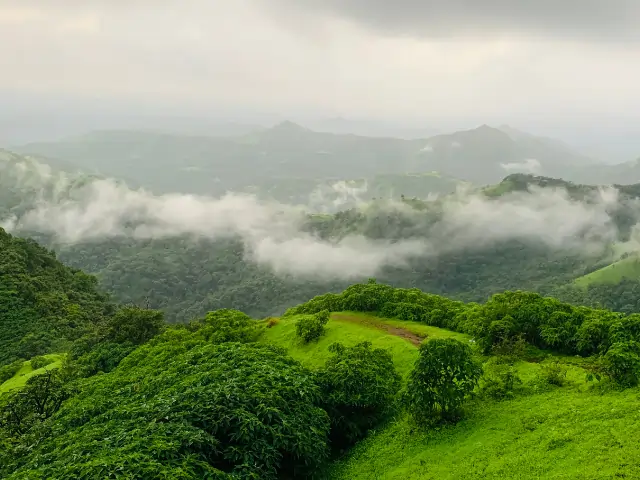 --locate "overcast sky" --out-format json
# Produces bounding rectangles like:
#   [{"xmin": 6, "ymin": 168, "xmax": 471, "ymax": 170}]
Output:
[{"xmin": 1, "ymin": 1, "xmax": 640, "ymax": 132}]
